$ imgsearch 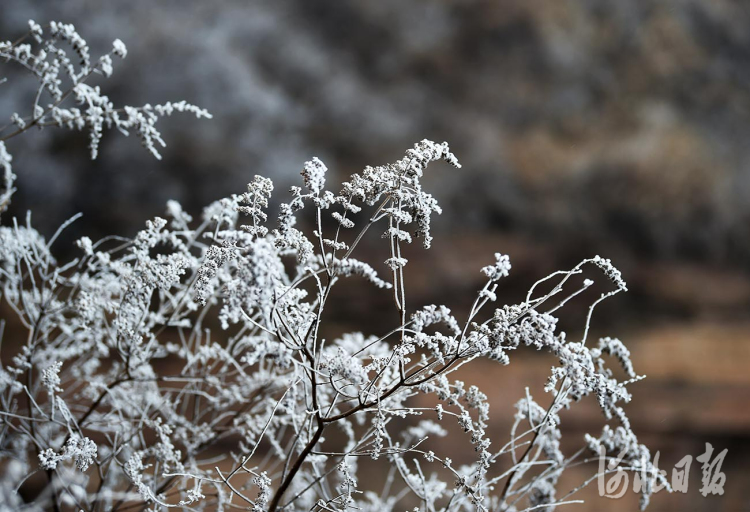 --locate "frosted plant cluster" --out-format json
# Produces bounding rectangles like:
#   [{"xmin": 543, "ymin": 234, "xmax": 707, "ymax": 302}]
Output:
[
  {"xmin": 0, "ymin": 19, "xmax": 211, "ymax": 213},
  {"xmin": 0, "ymin": 20, "xmax": 667, "ymax": 512}
]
